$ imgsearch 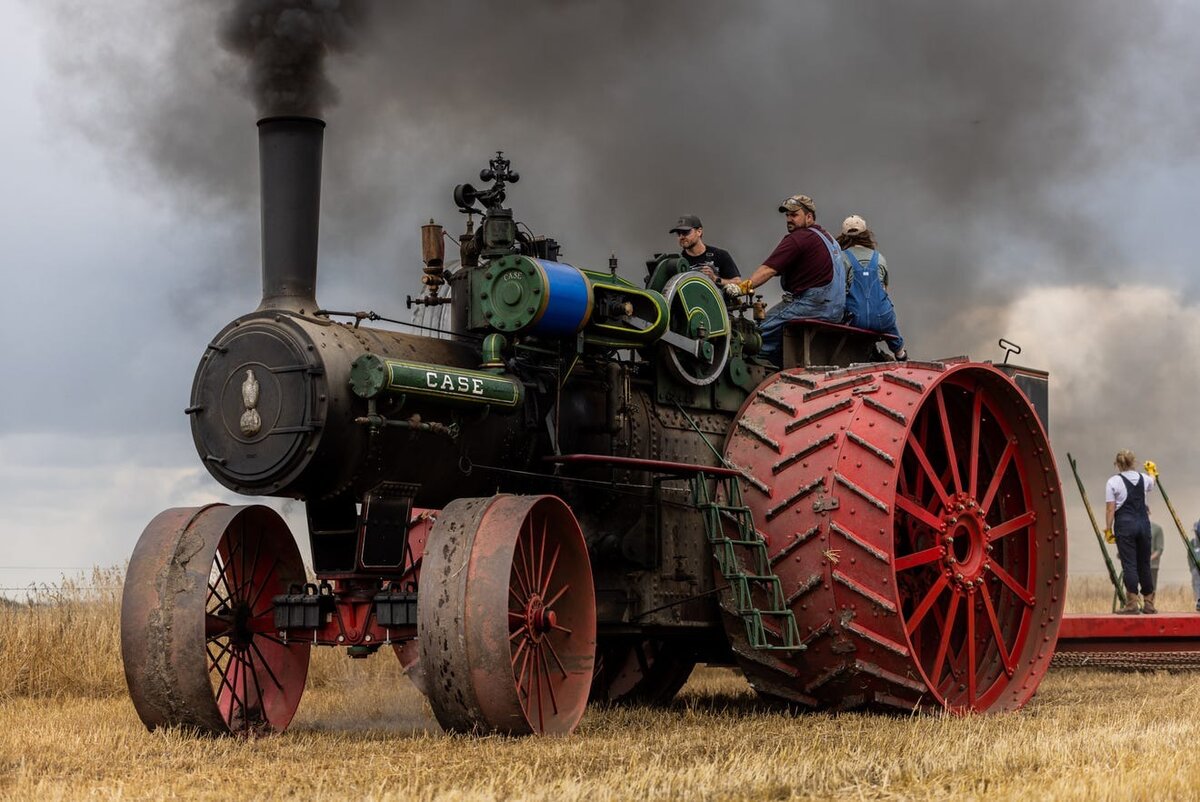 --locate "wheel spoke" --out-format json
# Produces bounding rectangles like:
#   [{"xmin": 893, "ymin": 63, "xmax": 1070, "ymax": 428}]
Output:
[
  {"xmin": 526, "ymin": 522, "xmax": 539, "ymax": 605},
  {"xmin": 537, "ymin": 646, "xmax": 547, "ymax": 732},
  {"xmin": 219, "ymin": 534, "xmax": 244, "ymax": 599},
  {"xmin": 980, "ymin": 441, "xmax": 1017, "ymax": 515},
  {"xmin": 249, "ymin": 640, "xmax": 286, "ymax": 692},
  {"xmin": 967, "ymin": 392, "xmax": 983, "ymax": 499},
  {"xmin": 966, "ymin": 593, "xmax": 977, "ymax": 707},
  {"xmin": 236, "ymin": 528, "xmax": 265, "ymax": 605},
  {"xmin": 935, "ymin": 386, "xmax": 963, "ymax": 496},
  {"xmin": 905, "ymin": 574, "xmax": 949, "ymax": 636},
  {"xmin": 912, "ymin": 413, "xmax": 931, "ymax": 501},
  {"xmin": 931, "ymin": 590, "xmax": 960, "ymax": 686},
  {"xmin": 512, "ymin": 635, "xmax": 530, "ymax": 668},
  {"xmin": 987, "ymin": 510, "xmax": 1036, "ymax": 543},
  {"xmin": 207, "ymin": 579, "xmax": 232, "ymax": 611},
  {"xmin": 906, "ymin": 432, "xmax": 953, "ymax": 511},
  {"xmin": 244, "ymin": 648, "xmax": 269, "ymax": 718},
  {"xmin": 896, "ymin": 494, "xmax": 944, "ymax": 532},
  {"xmin": 517, "ymin": 640, "xmax": 535, "ymax": 698},
  {"xmin": 540, "ymin": 543, "xmax": 562, "ymax": 599},
  {"xmin": 543, "ymin": 634, "xmax": 569, "ymax": 677},
  {"xmin": 980, "ymin": 585, "xmax": 1016, "ymax": 676},
  {"xmin": 896, "ymin": 546, "xmax": 943, "ymax": 572},
  {"xmin": 543, "ymin": 582, "xmax": 571, "ymax": 610},
  {"xmin": 206, "ymin": 613, "xmax": 233, "ymax": 639},
  {"xmin": 537, "ymin": 516, "xmax": 549, "ymax": 596},
  {"xmin": 210, "ymin": 553, "xmax": 236, "ymax": 611},
  {"xmin": 538, "ymin": 647, "xmax": 559, "ymax": 715},
  {"xmin": 209, "ymin": 645, "xmax": 238, "ymax": 702},
  {"xmin": 207, "ymin": 639, "xmax": 233, "ymax": 671},
  {"xmin": 511, "ymin": 538, "xmax": 533, "ymax": 599},
  {"xmin": 244, "ymin": 555, "xmax": 281, "ymax": 618},
  {"xmin": 989, "ymin": 562, "xmax": 1035, "ymax": 607}
]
